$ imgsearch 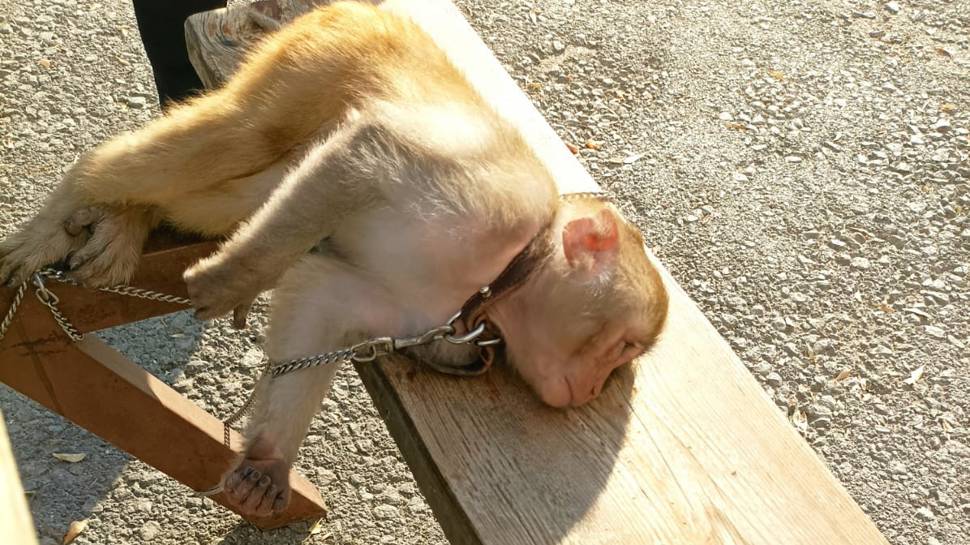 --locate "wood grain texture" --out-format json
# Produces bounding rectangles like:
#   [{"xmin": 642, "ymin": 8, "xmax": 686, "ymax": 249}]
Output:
[
  {"xmin": 0, "ymin": 410, "xmax": 39, "ymax": 545},
  {"xmin": 0, "ymin": 333, "xmax": 326, "ymax": 529},
  {"xmin": 0, "ymin": 237, "xmax": 326, "ymax": 529},
  {"xmin": 186, "ymin": 1, "xmax": 891, "ymax": 543}
]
